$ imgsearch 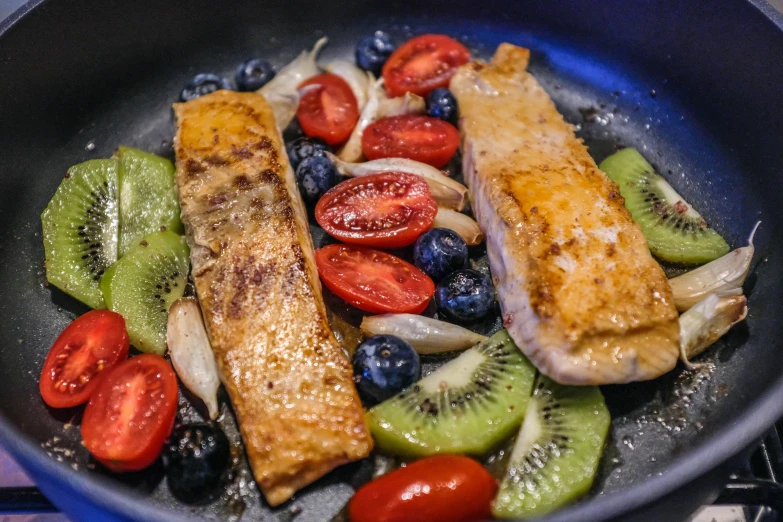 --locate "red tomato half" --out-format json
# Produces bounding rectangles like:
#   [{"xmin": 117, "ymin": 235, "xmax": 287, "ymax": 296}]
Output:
[
  {"xmin": 315, "ymin": 244, "xmax": 434, "ymax": 314},
  {"xmin": 349, "ymin": 455, "xmax": 498, "ymax": 522},
  {"xmin": 362, "ymin": 115, "xmax": 460, "ymax": 168},
  {"xmin": 297, "ymin": 73, "xmax": 359, "ymax": 146},
  {"xmin": 39, "ymin": 310, "xmax": 129, "ymax": 409},
  {"xmin": 315, "ymin": 173, "xmax": 438, "ymax": 248},
  {"xmin": 382, "ymin": 34, "xmax": 471, "ymax": 97},
  {"xmin": 82, "ymin": 354, "xmax": 178, "ymax": 472}
]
